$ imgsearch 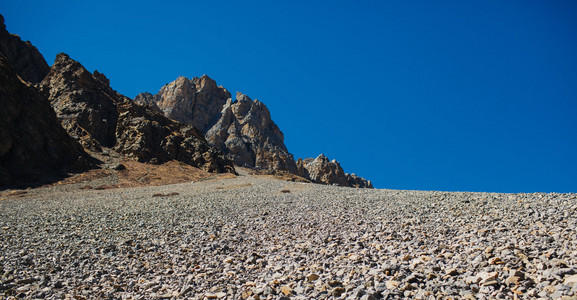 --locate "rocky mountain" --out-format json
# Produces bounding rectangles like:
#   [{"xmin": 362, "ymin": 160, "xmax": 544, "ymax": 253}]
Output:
[
  {"xmin": 136, "ymin": 76, "xmax": 373, "ymax": 187},
  {"xmin": 0, "ymin": 15, "xmax": 49, "ymax": 83},
  {"xmin": 0, "ymin": 53, "xmax": 92, "ymax": 187},
  {"xmin": 114, "ymin": 99, "xmax": 235, "ymax": 173},
  {"xmin": 40, "ymin": 53, "xmax": 235, "ymax": 173},
  {"xmin": 0, "ymin": 14, "xmax": 371, "ymax": 188},
  {"xmin": 135, "ymin": 75, "xmax": 230, "ymax": 133},
  {"xmin": 206, "ymin": 92, "xmax": 298, "ymax": 172},
  {"xmin": 297, "ymin": 154, "xmax": 373, "ymax": 188},
  {"xmin": 40, "ymin": 53, "xmax": 119, "ymax": 150},
  {"xmin": 136, "ymin": 79, "xmax": 298, "ymax": 173}
]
